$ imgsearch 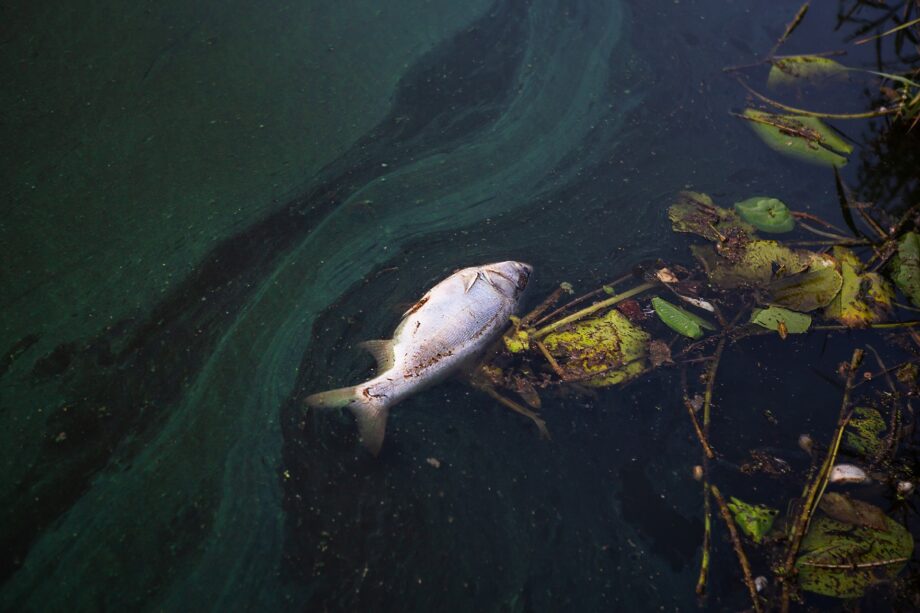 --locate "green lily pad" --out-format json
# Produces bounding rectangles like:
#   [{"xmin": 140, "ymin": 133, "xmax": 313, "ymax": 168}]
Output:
[
  {"xmin": 651, "ymin": 296, "xmax": 716, "ymax": 340},
  {"xmin": 741, "ymin": 108, "xmax": 852, "ymax": 167},
  {"xmin": 769, "ymin": 252, "xmax": 844, "ymax": 311},
  {"xmin": 767, "ymin": 55, "xmax": 848, "ymax": 89},
  {"xmin": 668, "ymin": 191, "xmax": 754, "ymax": 244},
  {"xmin": 727, "ymin": 496, "xmax": 778, "ymax": 543},
  {"xmin": 824, "ymin": 247, "xmax": 894, "ymax": 326},
  {"xmin": 890, "ymin": 231, "xmax": 920, "ymax": 307},
  {"xmin": 542, "ymin": 309, "xmax": 649, "ymax": 387},
  {"xmin": 796, "ymin": 513, "xmax": 913, "ymax": 598},
  {"xmin": 751, "ymin": 306, "xmax": 812, "ymax": 334},
  {"xmin": 693, "ymin": 240, "xmax": 807, "ymax": 289},
  {"xmin": 844, "ymin": 407, "xmax": 886, "ymax": 458},
  {"xmin": 734, "ymin": 197, "xmax": 795, "ymax": 233}
]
